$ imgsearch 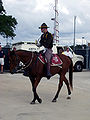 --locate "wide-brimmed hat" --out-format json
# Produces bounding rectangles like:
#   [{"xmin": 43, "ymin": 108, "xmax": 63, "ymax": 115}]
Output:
[{"xmin": 39, "ymin": 23, "xmax": 49, "ymax": 29}]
